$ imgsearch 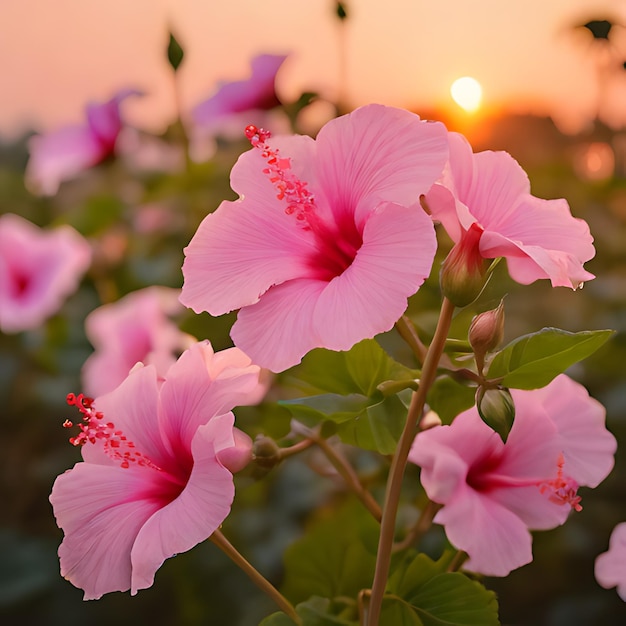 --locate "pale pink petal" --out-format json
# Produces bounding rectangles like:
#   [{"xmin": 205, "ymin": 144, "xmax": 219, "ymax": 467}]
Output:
[
  {"xmin": 216, "ymin": 426, "xmax": 253, "ymax": 473},
  {"xmin": 26, "ymin": 126, "xmax": 103, "ymax": 195},
  {"xmin": 130, "ymin": 414, "xmax": 235, "ymax": 593},
  {"xmin": 595, "ymin": 523, "xmax": 626, "ymax": 601},
  {"xmin": 82, "ymin": 287, "xmax": 192, "ymax": 397},
  {"xmin": 315, "ymin": 104, "xmax": 448, "ymax": 226},
  {"xmin": 86, "ymin": 364, "xmax": 170, "ymax": 470},
  {"xmin": 157, "ymin": 341, "xmax": 260, "ymax": 447},
  {"xmin": 526, "ymin": 375, "xmax": 616, "ymax": 487},
  {"xmin": 0, "ymin": 214, "xmax": 91, "ymax": 333},
  {"xmin": 435, "ymin": 488, "xmax": 534, "ymax": 576},
  {"xmin": 50, "ymin": 463, "xmax": 162, "ymax": 600},
  {"xmin": 180, "ymin": 137, "xmax": 319, "ymax": 316},
  {"xmin": 231, "ymin": 278, "xmax": 326, "ymax": 372},
  {"xmin": 314, "ymin": 201, "xmax": 436, "ymax": 350}
]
